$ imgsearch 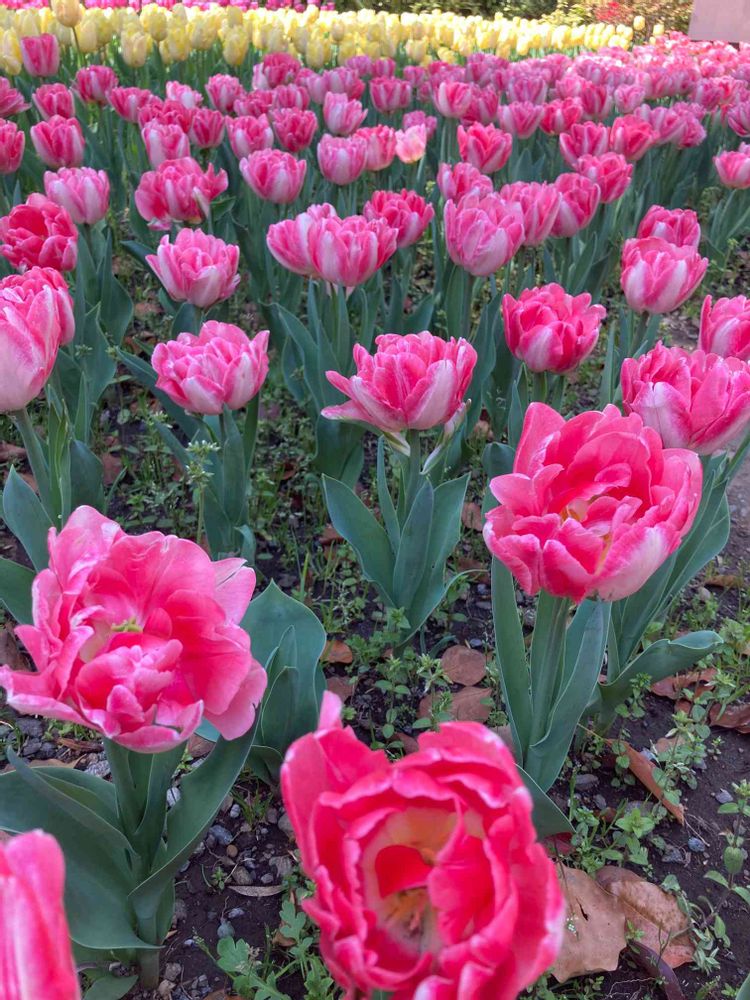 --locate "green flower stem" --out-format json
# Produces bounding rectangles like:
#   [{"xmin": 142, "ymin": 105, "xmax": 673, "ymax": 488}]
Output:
[
  {"xmin": 528, "ymin": 591, "xmax": 570, "ymax": 749},
  {"xmin": 401, "ymin": 428, "xmax": 423, "ymax": 516},
  {"xmin": 11, "ymin": 406, "xmax": 52, "ymax": 518}
]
